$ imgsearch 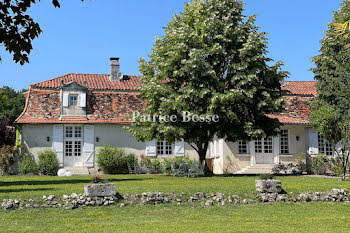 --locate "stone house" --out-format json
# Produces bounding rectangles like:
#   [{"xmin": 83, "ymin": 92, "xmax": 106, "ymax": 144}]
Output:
[{"xmin": 15, "ymin": 58, "xmax": 327, "ymax": 174}]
